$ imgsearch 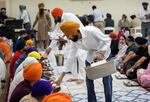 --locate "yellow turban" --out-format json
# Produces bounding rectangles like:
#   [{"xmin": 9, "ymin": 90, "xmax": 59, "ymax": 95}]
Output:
[
  {"xmin": 60, "ymin": 21, "xmax": 80, "ymax": 37},
  {"xmin": 28, "ymin": 51, "xmax": 41, "ymax": 60},
  {"xmin": 23, "ymin": 62, "xmax": 42, "ymax": 82},
  {"xmin": 26, "ymin": 39, "xmax": 33, "ymax": 46},
  {"xmin": 42, "ymin": 93, "xmax": 72, "ymax": 102}
]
